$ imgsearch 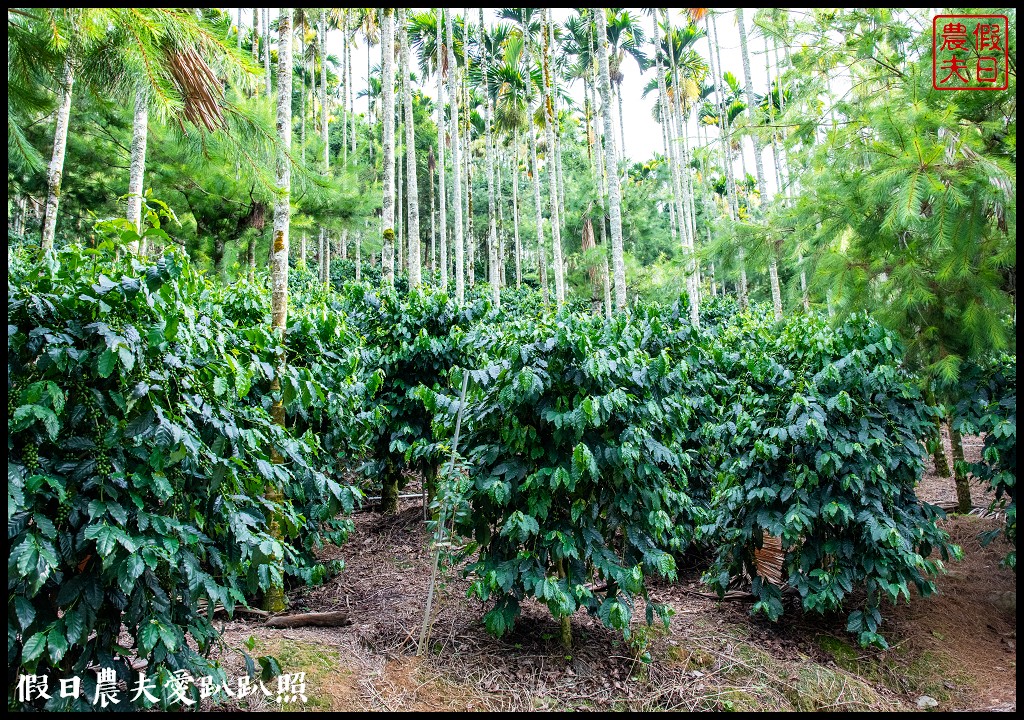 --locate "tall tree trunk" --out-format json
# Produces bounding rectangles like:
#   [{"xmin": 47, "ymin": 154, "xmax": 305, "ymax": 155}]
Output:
[
  {"xmin": 237, "ymin": 8, "xmax": 243, "ymax": 50},
  {"xmin": 528, "ymin": 100, "xmax": 548, "ymax": 304},
  {"xmin": 512, "ymin": 134, "xmax": 522, "ymax": 288},
  {"xmin": 349, "ymin": 19, "xmax": 357, "ymax": 159},
  {"xmin": 616, "ymin": 84, "xmax": 626, "ymax": 160},
  {"xmin": 397, "ymin": 119, "xmax": 404, "ymax": 274},
  {"xmin": 263, "ymin": 9, "xmax": 272, "ymax": 97},
  {"xmin": 436, "ymin": 10, "xmax": 449, "ymax": 292},
  {"xmin": 401, "ymin": 9, "xmax": 421, "ymax": 288},
  {"xmin": 949, "ymin": 422, "xmax": 972, "ymax": 513},
  {"xmin": 541, "ymin": 9, "xmax": 565, "ymax": 305},
  {"xmin": 126, "ymin": 86, "xmax": 149, "ymax": 251},
  {"xmin": 381, "ymin": 10, "xmax": 396, "ymax": 284},
  {"xmin": 321, "ymin": 10, "xmax": 329, "ymax": 172},
  {"xmin": 594, "ymin": 8, "xmax": 626, "ymax": 311},
  {"xmin": 478, "ymin": 9, "xmax": 500, "ymax": 307},
  {"xmin": 707, "ymin": 11, "xmax": 746, "ymax": 307},
  {"xmin": 265, "ymin": 6, "xmax": 293, "ymax": 614},
  {"xmin": 662, "ymin": 10, "xmax": 700, "ymax": 327},
  {"xmin": 253, "ymin": 9, "xmax": 259, "ymax": 65},
  {"xmin": 446, "ymin": 11, "xmax": 464, "ymax": 302},
  {"xmin": 41, "ymin": 58, "xmax": 75, "ymax": 250},
  {"xmin": 462, "ymin": 20, "xmax": 474, "ymax": 288},
  {"xmin": 586, "ymin": 54, "xmax": 613, "ymax": 319},
  {"xmin": 737, "ymin": 8, "xmax": 781, "ymax": 320},
  {"xmin": 299, "ymin": 27, "xmax": 307, "ymax": 166}
]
